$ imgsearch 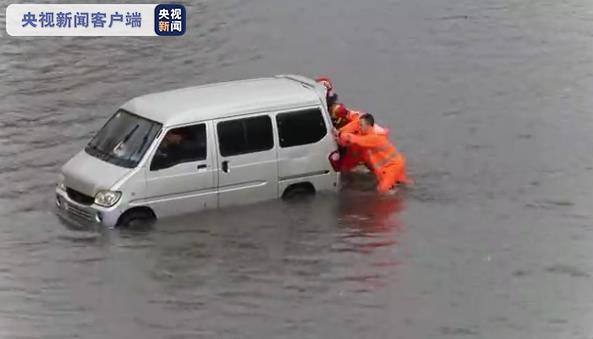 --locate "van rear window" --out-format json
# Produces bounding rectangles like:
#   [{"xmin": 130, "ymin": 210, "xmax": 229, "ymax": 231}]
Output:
[
  {"xmin": 276, "ymin": 108, "xmax": 327, "ymax": 148},
  {"xmin": 217, "ymin": 115, "xmax": 274, "ymax": 156}
]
